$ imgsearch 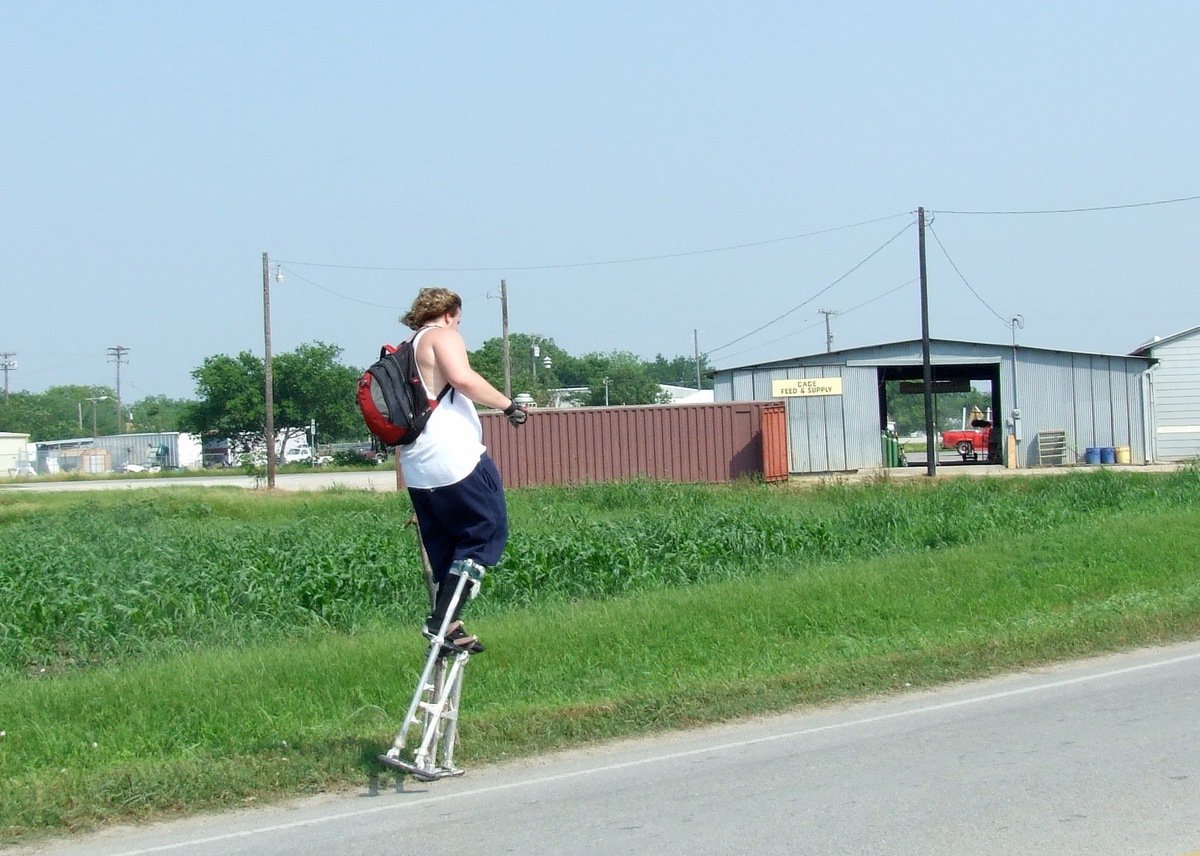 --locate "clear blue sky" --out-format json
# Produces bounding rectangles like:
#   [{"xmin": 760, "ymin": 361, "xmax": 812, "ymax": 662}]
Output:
[{"xmin": 3, "ymin": 2, "xmax": 1197, "ymax": 400}]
